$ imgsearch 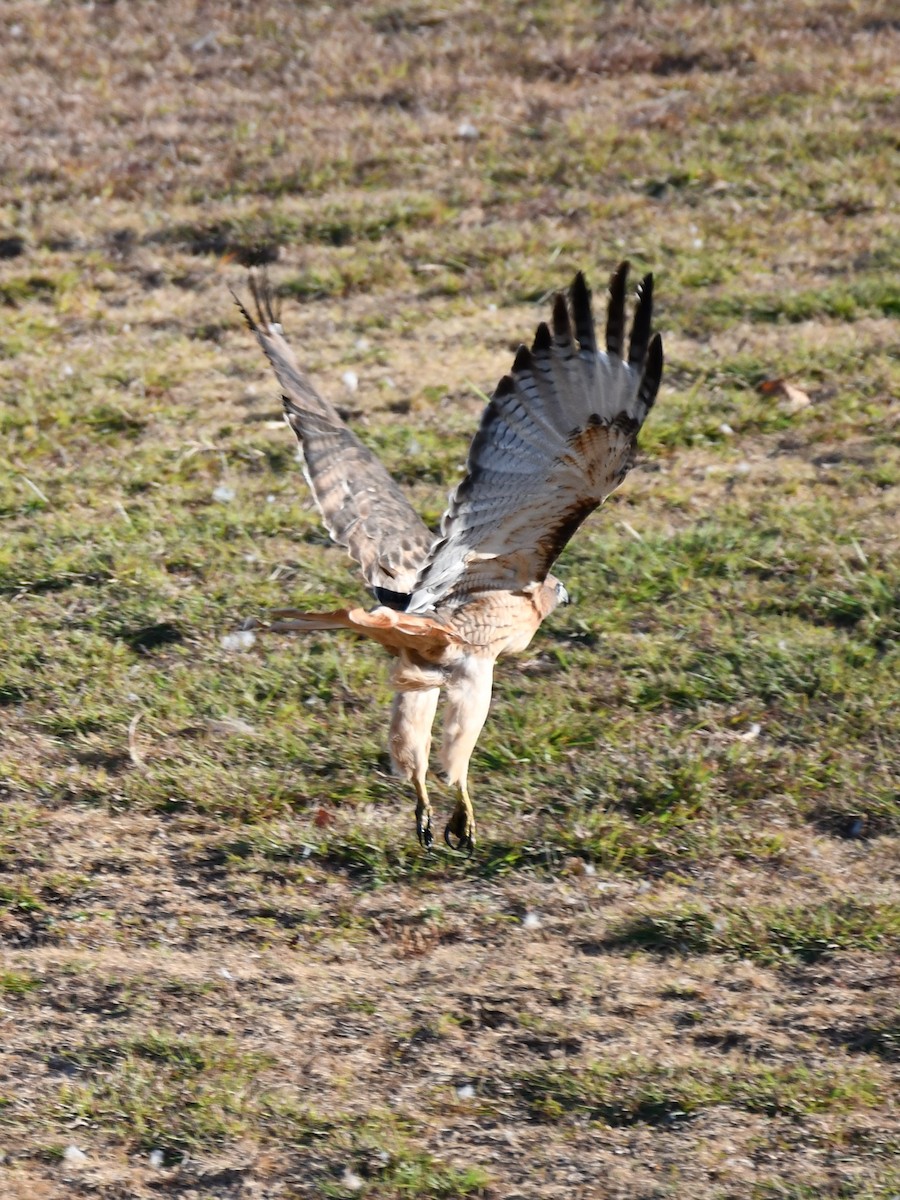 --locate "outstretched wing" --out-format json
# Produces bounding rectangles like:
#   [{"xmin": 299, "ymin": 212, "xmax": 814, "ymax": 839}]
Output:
[
  {"xmin": 406, "ymin": 264, "xmax": 663, "ymax": 613},
  {"xmin": 234, "ymin": 274, "xmax": 434, "ymax": 599}
]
